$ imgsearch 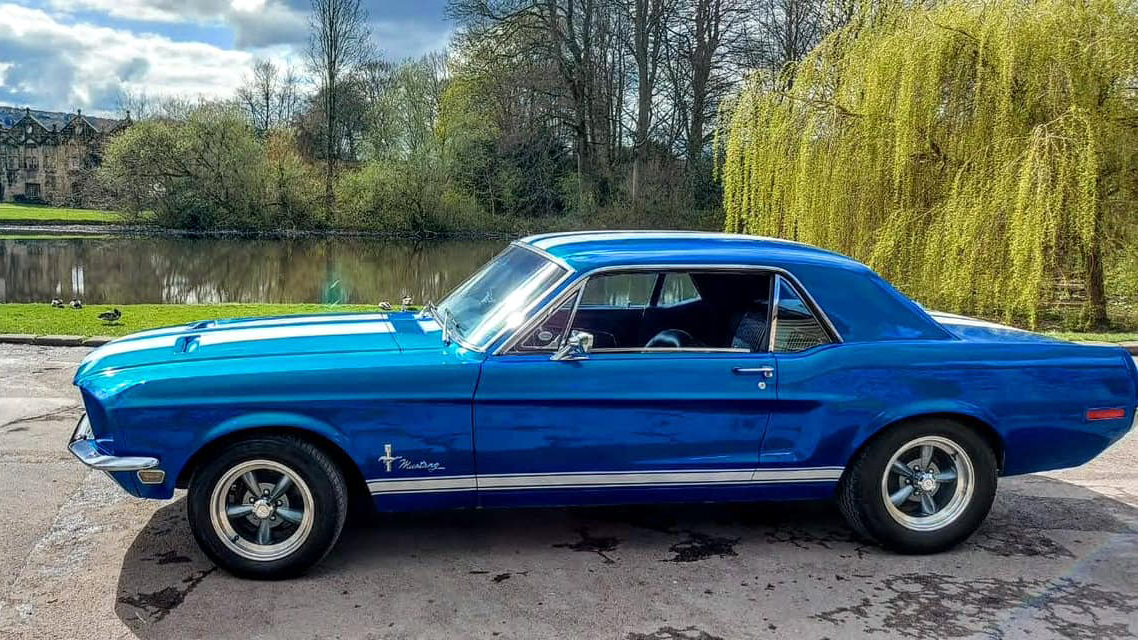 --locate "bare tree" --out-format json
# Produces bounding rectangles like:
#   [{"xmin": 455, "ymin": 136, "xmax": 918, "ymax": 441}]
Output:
[
  {"xmin": 617, "ymin": 0, "xmax": 676, "ymax": 205},
  {"xmin": 308, "ymin": 0, "xmax": 373, "ymax": 213},
  {"xmin": 449, "ymin": 0, "xmax": 622, "ymax": 199},
  {"xmin": 238, "ymin": 59, "xmax": 279, "ymax": 133},
  {"xmin": 741, "ymin": 0, "xmax": 852, "ymax": 86},
  {"xmin": 238, "ymin": 59, "xmax": 306, "ymax": 134},
  {"xmin": 277, "ymin": 65, "xmax": 305, "ymax": 126},
  {"xmin": 666, "ymin": 0, "xmax": 752, "ymax": 167},
  {"xmin": 115, "ymin": 88, "xmax": 152, "ymax": 120}
]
